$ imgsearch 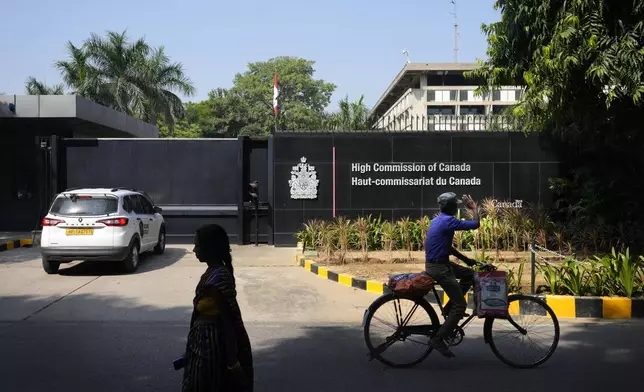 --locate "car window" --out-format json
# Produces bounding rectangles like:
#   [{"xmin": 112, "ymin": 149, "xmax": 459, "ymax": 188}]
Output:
[
  {"xmin": 130, "ymin": 195, "xmax": 146, "ymax": 215},
  {"xmin": 50, "ymin": 195, "xmax": 118, "ymax": 216},
  {"xmin": 123, "ymin": 196, "xmax": 134, "ymax": 213},
  {"xmin": 139, "ymin": 195, "xmax": 155, "ymax": 215}
]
